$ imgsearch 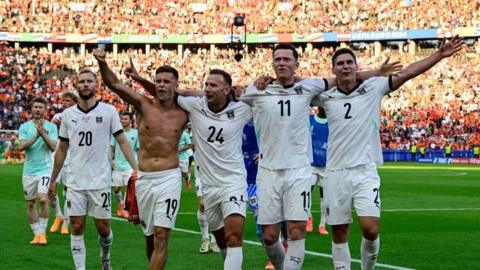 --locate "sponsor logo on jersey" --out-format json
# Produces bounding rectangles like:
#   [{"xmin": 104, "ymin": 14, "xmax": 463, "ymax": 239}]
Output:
[
  {"xmin": 226, "ymin": 110, "xmax": 235, "ymax": 119},
  {"xmin": 96, "ymin": 117, "xmax": 103, "ymax": 124},
  {"xmin": 72, "ymin": 119, "xmax": 77, "ymax": 124}
]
